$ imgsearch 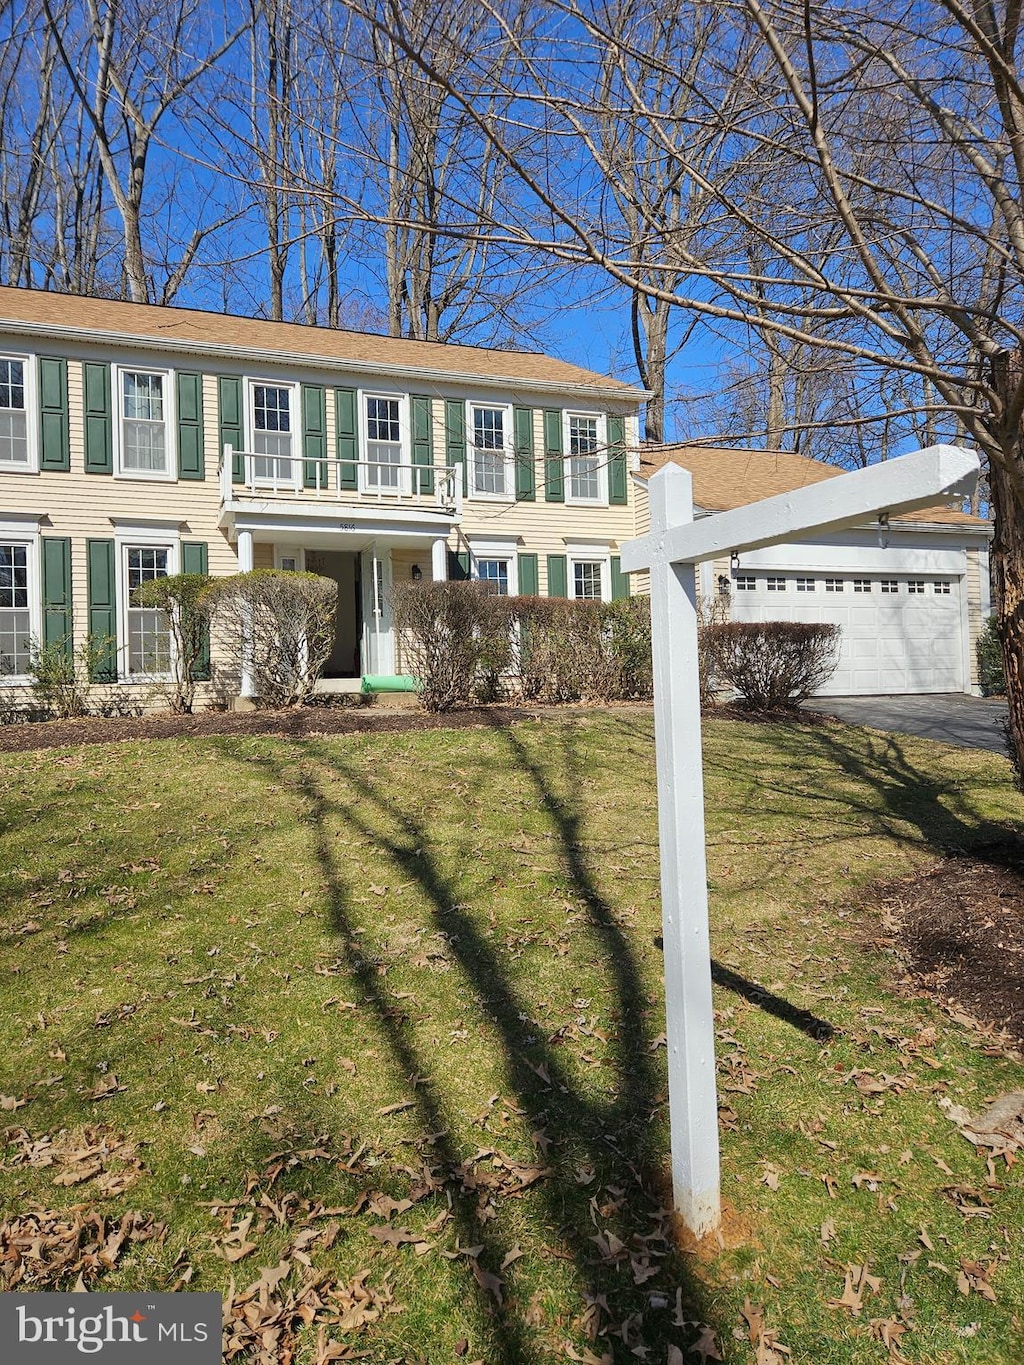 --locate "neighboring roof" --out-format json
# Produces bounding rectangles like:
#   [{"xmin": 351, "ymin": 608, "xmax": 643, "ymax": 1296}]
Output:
[
  {"xmin": 640, "ymin": 443, "xmax": 991, "ymax": 530},
  {"xmin": 0, "ymin": 285, "xmax": 647, "ymax": 401}
]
